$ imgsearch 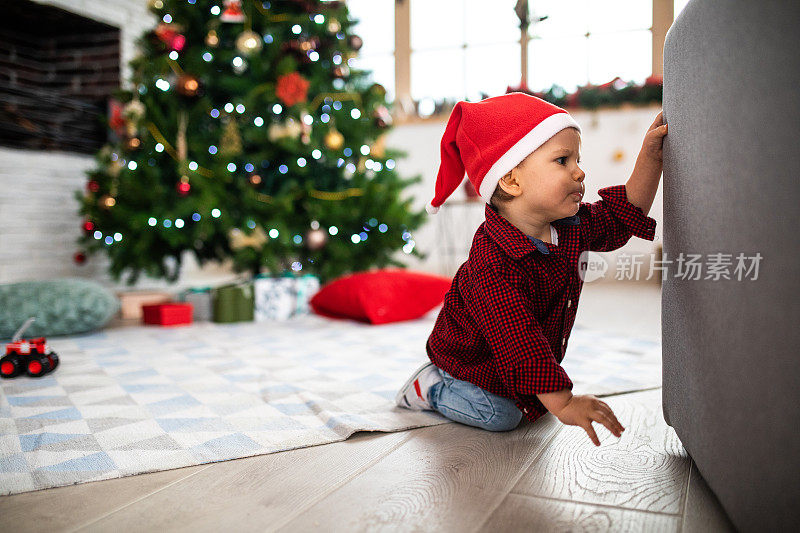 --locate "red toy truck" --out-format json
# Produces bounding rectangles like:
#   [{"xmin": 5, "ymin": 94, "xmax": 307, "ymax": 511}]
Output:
[{"xmin": 1, "ymin": 318, "xmax": 60, "ymax": 378}]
